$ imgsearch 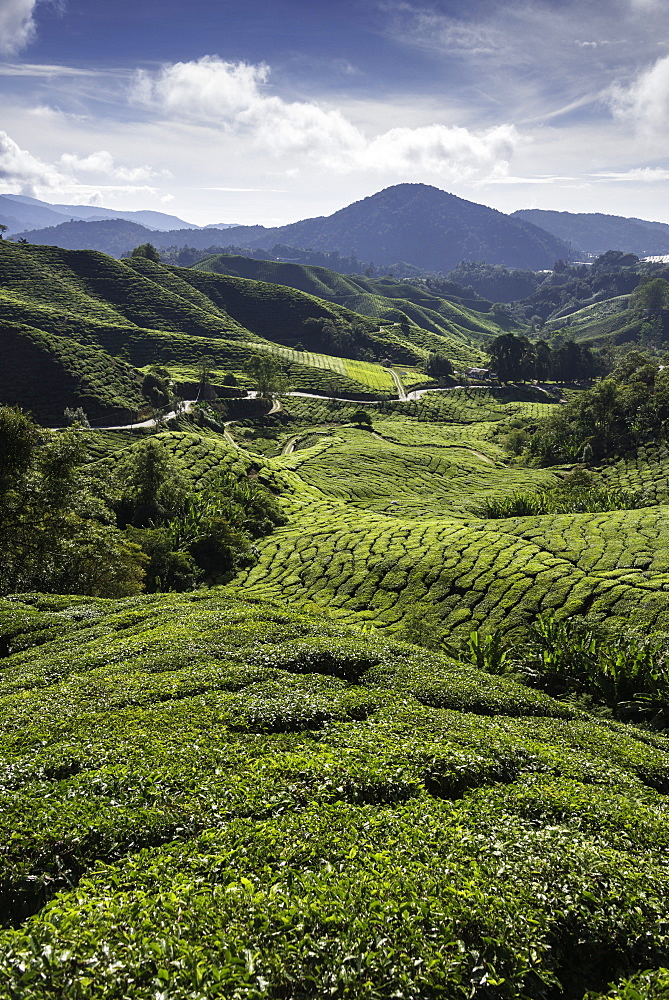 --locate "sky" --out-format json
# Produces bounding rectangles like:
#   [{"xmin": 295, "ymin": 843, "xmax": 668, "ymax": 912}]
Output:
[{"xmin": 1, "ymin": 0, "xmax": 669, "ymax": 227}]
